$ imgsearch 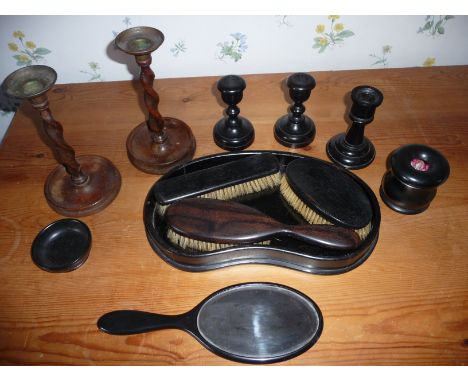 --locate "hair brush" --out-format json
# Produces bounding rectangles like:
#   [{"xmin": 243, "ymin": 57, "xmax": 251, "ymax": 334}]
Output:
[
  {"xmin": 280, "ymin": 158, "xmax": 373, "ymax": 240},
  {"xmin": 165, "ymin": 197, "xmax": 360, "ymax": 252},
  {"xmin": 152, "ymin": 153, "xmax": 281, "ymax": 216}
]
